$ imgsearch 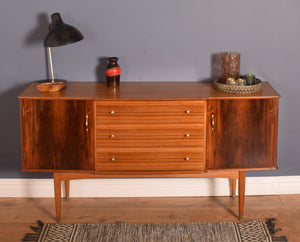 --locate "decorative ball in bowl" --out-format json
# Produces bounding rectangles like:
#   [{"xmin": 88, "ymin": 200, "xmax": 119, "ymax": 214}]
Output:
[{"xmin": 36, "ymin": 82, "xmax": 65, "ymax": 92}]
